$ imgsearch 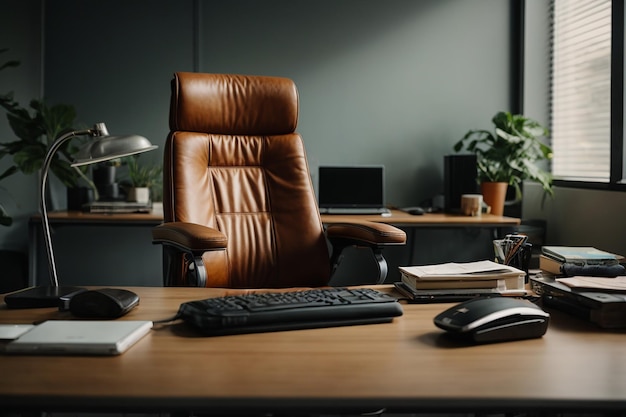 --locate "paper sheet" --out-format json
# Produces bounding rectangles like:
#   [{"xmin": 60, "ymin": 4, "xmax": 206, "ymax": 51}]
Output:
[{"xmin": 557, "ymin": 276, "xmax": 626, "ymax": 291}]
